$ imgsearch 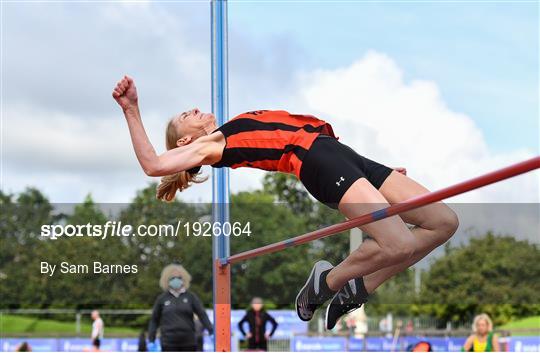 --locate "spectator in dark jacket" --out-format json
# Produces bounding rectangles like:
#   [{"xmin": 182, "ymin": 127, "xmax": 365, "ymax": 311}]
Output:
[
  {"xmin": 238, "ymin": 297, "xmax": 278, "ymax": 351},
  {"xmin": 148, "ymin": 264, "xmax": 213, "ymax": 352}
]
